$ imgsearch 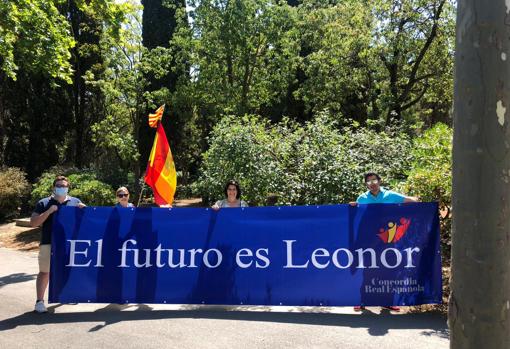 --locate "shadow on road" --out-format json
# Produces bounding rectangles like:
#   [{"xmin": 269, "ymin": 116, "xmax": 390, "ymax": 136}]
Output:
[
  {"xmin": 0, "ymin": 273, "xmax": 36, "ymax": 288},
  {"xmin": 0, "ymin": 304, "xmax": 448, "ymax": 339}
]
